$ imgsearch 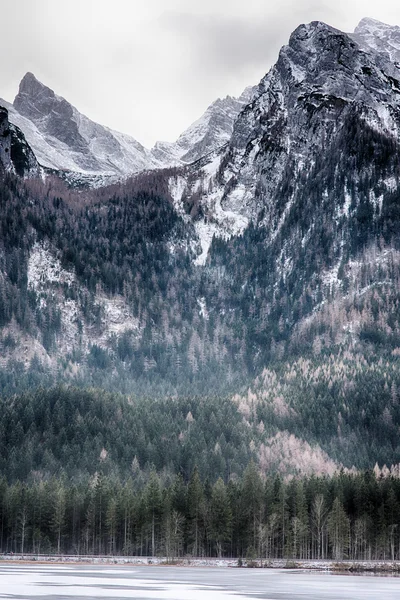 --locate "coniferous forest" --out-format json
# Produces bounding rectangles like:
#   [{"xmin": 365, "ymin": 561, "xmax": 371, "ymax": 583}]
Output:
[
  {"xmin": 0, "ymin": 386, "xmax": 400, "ymax": 561},
  {"xmin": 2, "ymin": 466, "xmax": 400, "ymax": 561}
]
